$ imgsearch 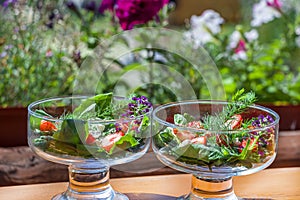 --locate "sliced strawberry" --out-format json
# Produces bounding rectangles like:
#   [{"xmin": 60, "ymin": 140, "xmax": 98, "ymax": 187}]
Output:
[
  {"xmin": 225, "ymin": 114, "xmax": 243, "ymax": 130},
  {"xmin": 239, "ymin": 138, "xmax": 258, "ymax": 153},
  {"xmin": 173, "ymin": 128, "xmax": 196, "ymax": 141},
  {"xmin": 187, "ymin": 121, "xmax": 203, "ymax": 129},
  {"xmin": 101, "ymin": 131, "xmax": 125, "ymax": 152},
  {"xmin": 40, "ymin": 120, "xmax": 57, "ymax": 132},
  {"xmin": 85, "ymin": 134, "xmax": 96, "ymax": 145},
  {"xmin": 191, "ymin": 136, "xmax": 207, "ymax": 145}
]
